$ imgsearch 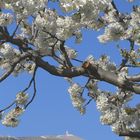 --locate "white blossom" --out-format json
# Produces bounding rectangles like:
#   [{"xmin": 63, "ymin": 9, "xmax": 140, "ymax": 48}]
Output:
[
  {"xmin": 16, "ymin": 92, "xmax": 29, "ymax": 105},
  {"xmin": 2, "ymin": 117, "xmax": 20, "ymax": 127},
  {"xmin": 1, "ymin": 107, "xmax": 24, "ymax": 127},
  {"xmin": 0, "ymin": 13, "xmax": 13, "ymax": 26},
  {"xmin": 98, "ymin": 22, "xmax": 125, "ymax": 43},
  {"xmin": 68, "ymin": 83, "xmax": 85, "ymax": 114},
  {"xmin": 0, "ymin": 43, "xmax": 20, "ymax": 59},
  {"xmin": 100, "ymin": 109, "xmax": 119, "ymax": 125},
  {"xmin": 96, "ymin": 93, "xmax": 110, "ymax": 112},
  {"xmin": 98, "ymin": 55, "xmax": 116, "ymax": 71},
  {"xmin": 111, "ymin": 120, "xmax": 124, "ymax": 134},
  {"xmin": 24, "ymin": 63, "xmax": 36, "ymax": 74},
  {"xmin": 68, "ymin": 83, "xmax": 83, "ymax": 95},
  {"xmin": 5, "ymin": 107, "xmax": 24, "ymax": 118}
]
